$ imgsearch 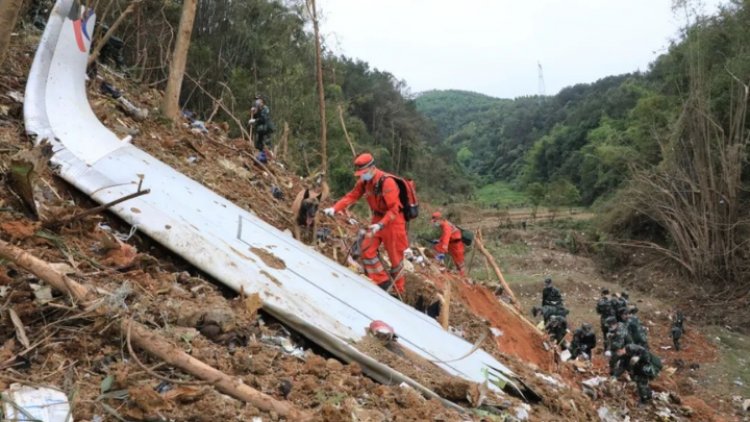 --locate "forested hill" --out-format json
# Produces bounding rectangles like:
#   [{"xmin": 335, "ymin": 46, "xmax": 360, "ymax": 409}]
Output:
[
  {"xmin": 415, "ymin": 2, "xmax": 750, "ymax": 206},
  {"xmin": 416, "ymin": 74, "xmax": 648, "ymax": 204},
  {"xmin": 412, "ymin": 90, "xmax": 509, "ymax": 139}
]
